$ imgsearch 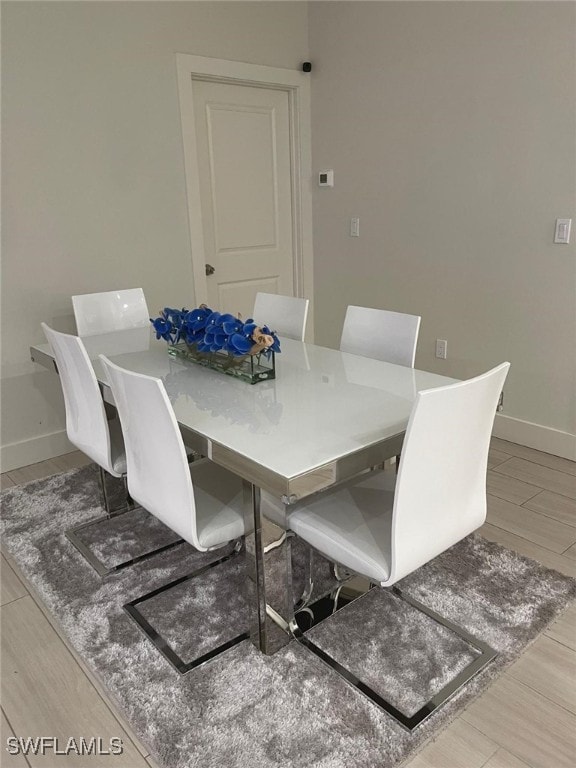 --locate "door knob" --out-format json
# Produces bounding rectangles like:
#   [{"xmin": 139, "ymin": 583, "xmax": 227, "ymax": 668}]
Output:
[{"xmin": 205, "ymin": 263, "xmax": 215, "ymax": 276}]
